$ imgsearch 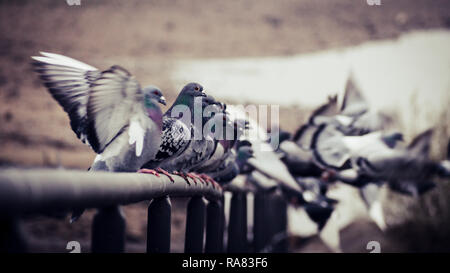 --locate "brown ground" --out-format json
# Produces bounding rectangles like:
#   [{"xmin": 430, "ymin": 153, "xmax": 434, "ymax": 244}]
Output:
[{"xmin": 1, "ymin": 0, "xmax": 449, "ymax": 252}]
